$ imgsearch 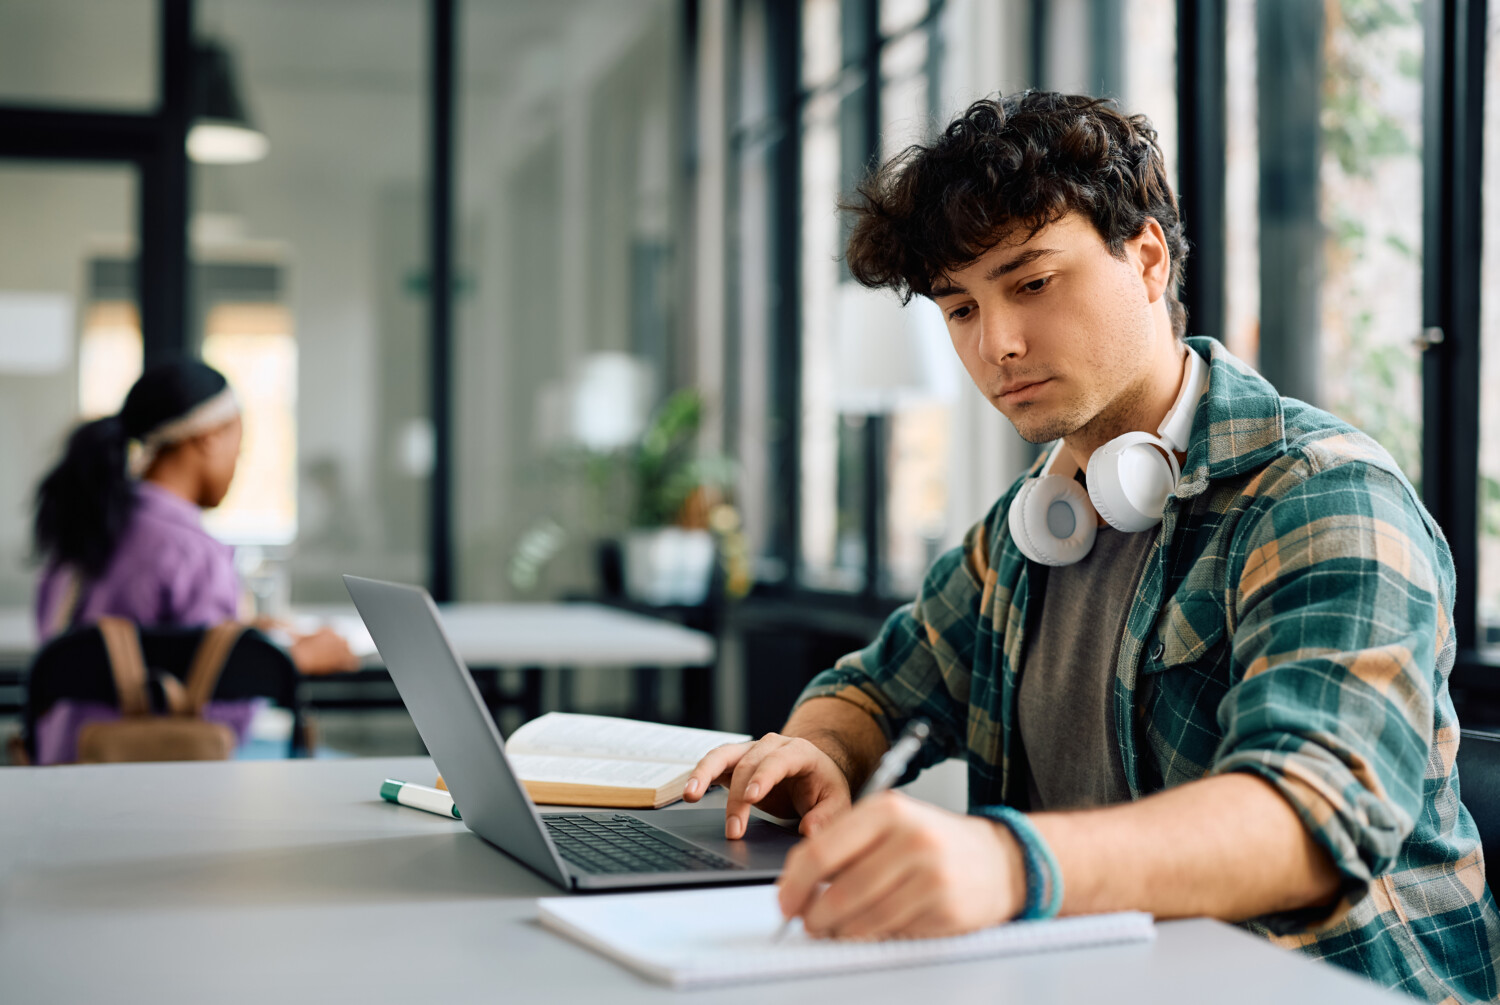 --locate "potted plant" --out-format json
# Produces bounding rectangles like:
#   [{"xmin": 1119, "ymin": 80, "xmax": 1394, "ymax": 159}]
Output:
[{"xmin": 618, "ymin": 389, "xmax": 736, "ymax": 606}]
